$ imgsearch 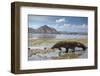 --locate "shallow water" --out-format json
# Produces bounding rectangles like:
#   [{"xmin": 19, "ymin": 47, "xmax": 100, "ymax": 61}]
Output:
[
  {"xmin": 29, "ymin": 33, "xmax": 87, "ymax": 39},
  {"xmin": 28, "ymin": 47, "xmax": 88, "ymax": 61},
  {"xmin": 28, "ymin": 49, "xmax": 60, "ymax": 60},
  {"xmin": 28, "ymin": 33, "xmax": 88, "ymax": 60}
]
